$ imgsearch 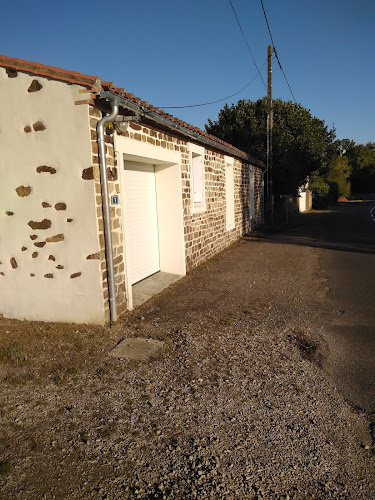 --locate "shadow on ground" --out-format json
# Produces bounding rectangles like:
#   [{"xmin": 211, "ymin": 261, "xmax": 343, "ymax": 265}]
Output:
[{"xmin": 246, "ymin": 201, "xmax": 375, "ymax": 255}]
